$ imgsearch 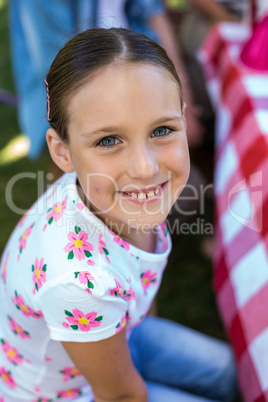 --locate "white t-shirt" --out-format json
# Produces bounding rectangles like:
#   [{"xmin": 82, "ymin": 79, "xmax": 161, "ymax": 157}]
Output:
[{"xmin": 0, "ymin": 172, "xmax": 171, "ymax": 401}]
